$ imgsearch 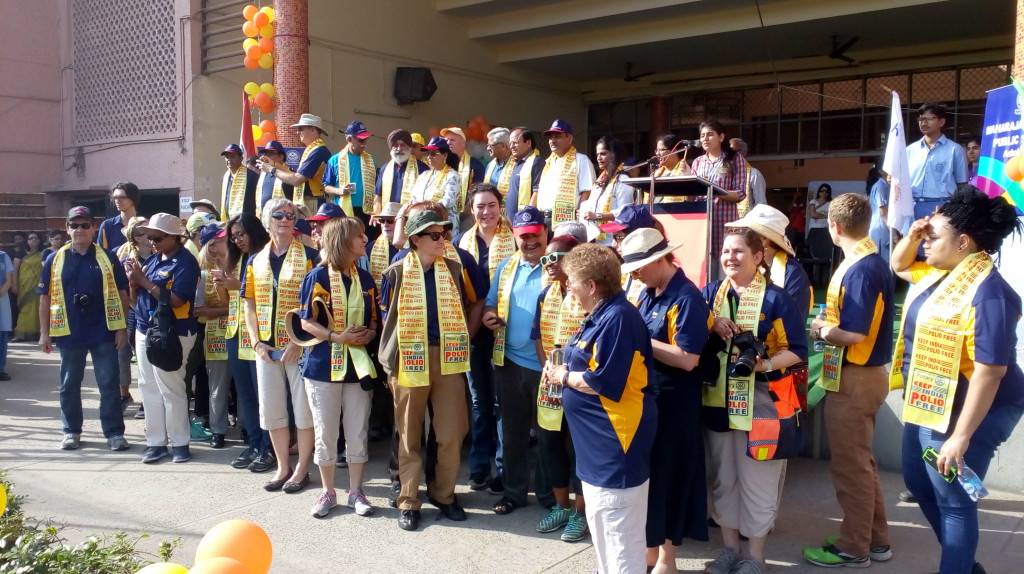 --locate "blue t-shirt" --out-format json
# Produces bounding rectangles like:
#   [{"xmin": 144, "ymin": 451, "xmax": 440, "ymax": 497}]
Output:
[
  {"xmin": 258, "ymin": 173, "xmax": 294, "ymax": 211},
  {"xmin": 36, "ymin": 246, "xmax": 129, "ymax": 348},
  {"xmin": 379, "ymin": 257, "xmax": 466, "ymax": 343},
  {"xmin": 134, "ymin": 247, "xmax": 200, "ymax": 336},
  {"xmin": 452, "ymin": 231, "xmax": 490, "ymax": 285},
  {"xmin": 486, "ymin": 254, "xmax": 544, "ymax": 371},
  {"xmin": 834, "ymin": 252, "xmax": 893, "ymax": 366},
  {"xmin": 563, "ymin": 292, "xmax": 657, "ymax": 489},
  {"xmin": 781, "ymin": 254, "xmax": 813, "ymax": 316},
  {"xmin": 637, "ymin": 269, "xmax": 711, "ymax": 389},
  {"xmin": 374, "ymin": 159, "xmax": 429, "ymax": 204},
  {"xmin": 908, "ymin": 134, "xmax": 968, "ymax": 200},
  {"xmin": 299, "ymin": 265, "xmax": 377, "ymax": 383},
  {"xmin": 241, "ymin": 243, "xmax": 319, "ymax": 346},
  {"xmin": 98, "ymin": 216, "xmax": 127, "ymax": 252},
  {"xmin": 296, "ymin": 144, "xmax": 331, "ymax": 199},
  {"xmin": 323, "ymin": 152, "xmax": 376, "ymax": 212}
]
